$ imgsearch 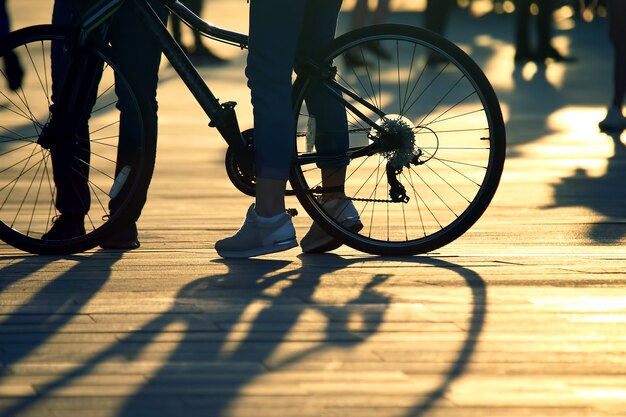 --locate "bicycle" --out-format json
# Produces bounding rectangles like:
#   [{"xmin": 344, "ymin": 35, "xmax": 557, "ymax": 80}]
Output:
[{"xmin": 0, "ymin": 0, "xmax": 506, "ymax": 256}]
